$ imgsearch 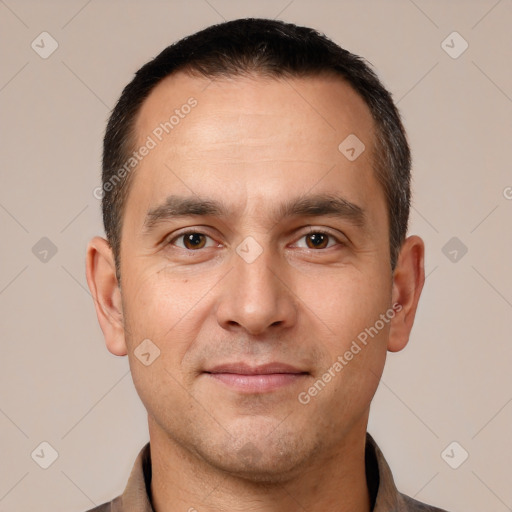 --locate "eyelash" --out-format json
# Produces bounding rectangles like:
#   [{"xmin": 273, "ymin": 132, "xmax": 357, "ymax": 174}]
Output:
[{"xmin": 167, "ymin": 229, "xmax": 344, "ymax": 251}]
